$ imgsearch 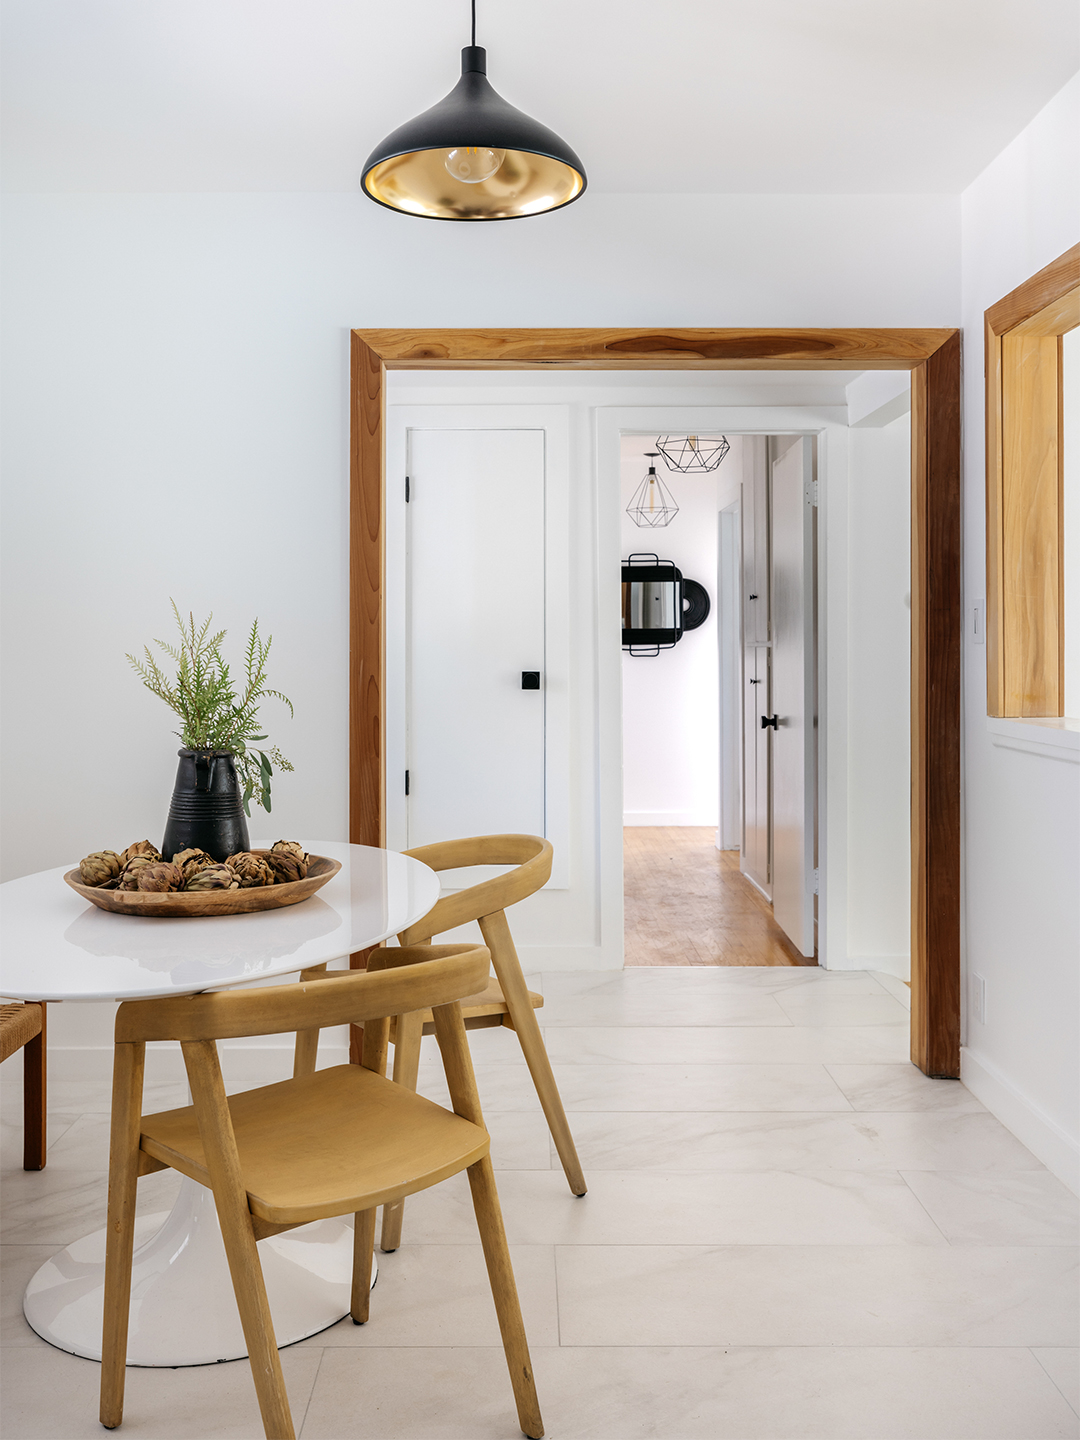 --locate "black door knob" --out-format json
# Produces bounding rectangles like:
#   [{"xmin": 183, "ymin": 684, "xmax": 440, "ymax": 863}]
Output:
[
  {"xmin": 521, "ymin": 672, "xmax": 541, "ymax": 690},
  {"xmin": 761, "ymin": 714, "xmax": 779, "ymax": 729}
]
